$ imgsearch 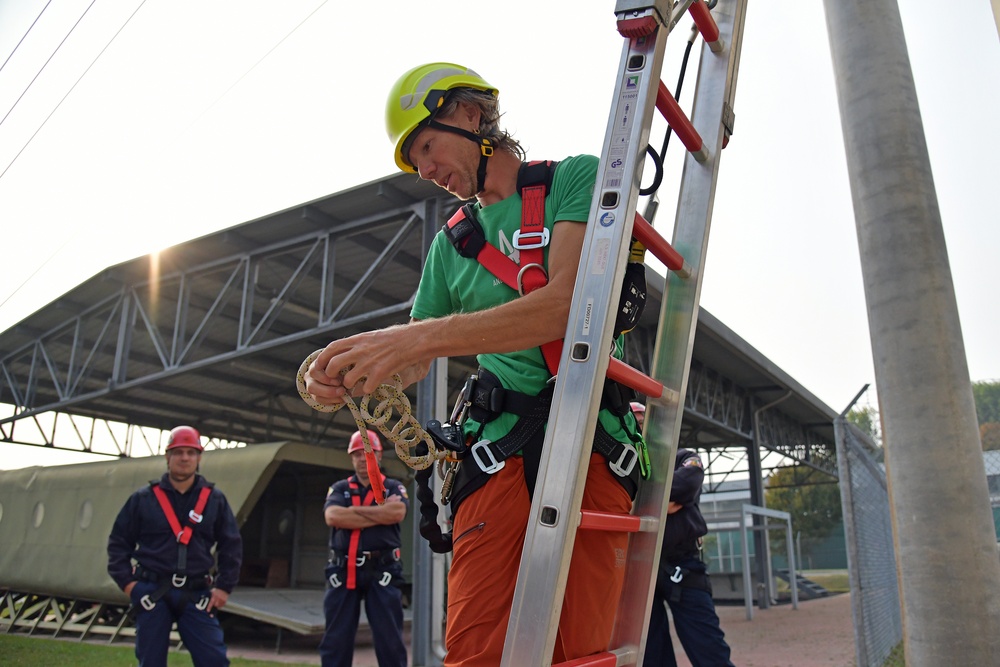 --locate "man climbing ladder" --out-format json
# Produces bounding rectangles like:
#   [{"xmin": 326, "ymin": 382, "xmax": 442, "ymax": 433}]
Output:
[
  {"xmin": 301, "ymin": 0, "xmax": 747, "ymax": 665},
  {"xmin": 303, "ymin": 62, "xmax": 642, "ymax": 665}
]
